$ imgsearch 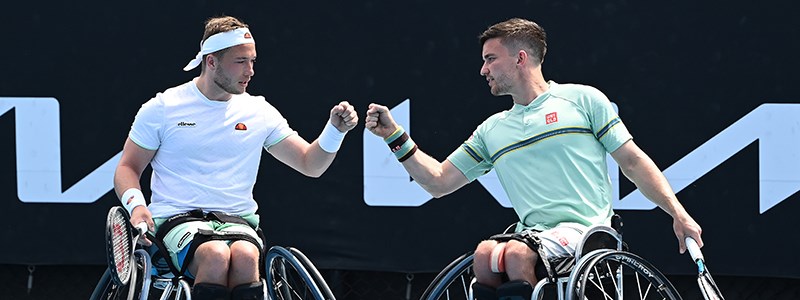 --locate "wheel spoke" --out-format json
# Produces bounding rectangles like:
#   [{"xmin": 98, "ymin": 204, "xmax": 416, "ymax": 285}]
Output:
[
  {"xmin": 265, "ymin": 247, "xmax": 332, "ymax": 300},
  {"xmin": 420, "ymin": 253, "xmax": 474, "ymax": 300},
  {"xmin": 574, "ymin": 251, "xmax": 681, "ymax": 300}
]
